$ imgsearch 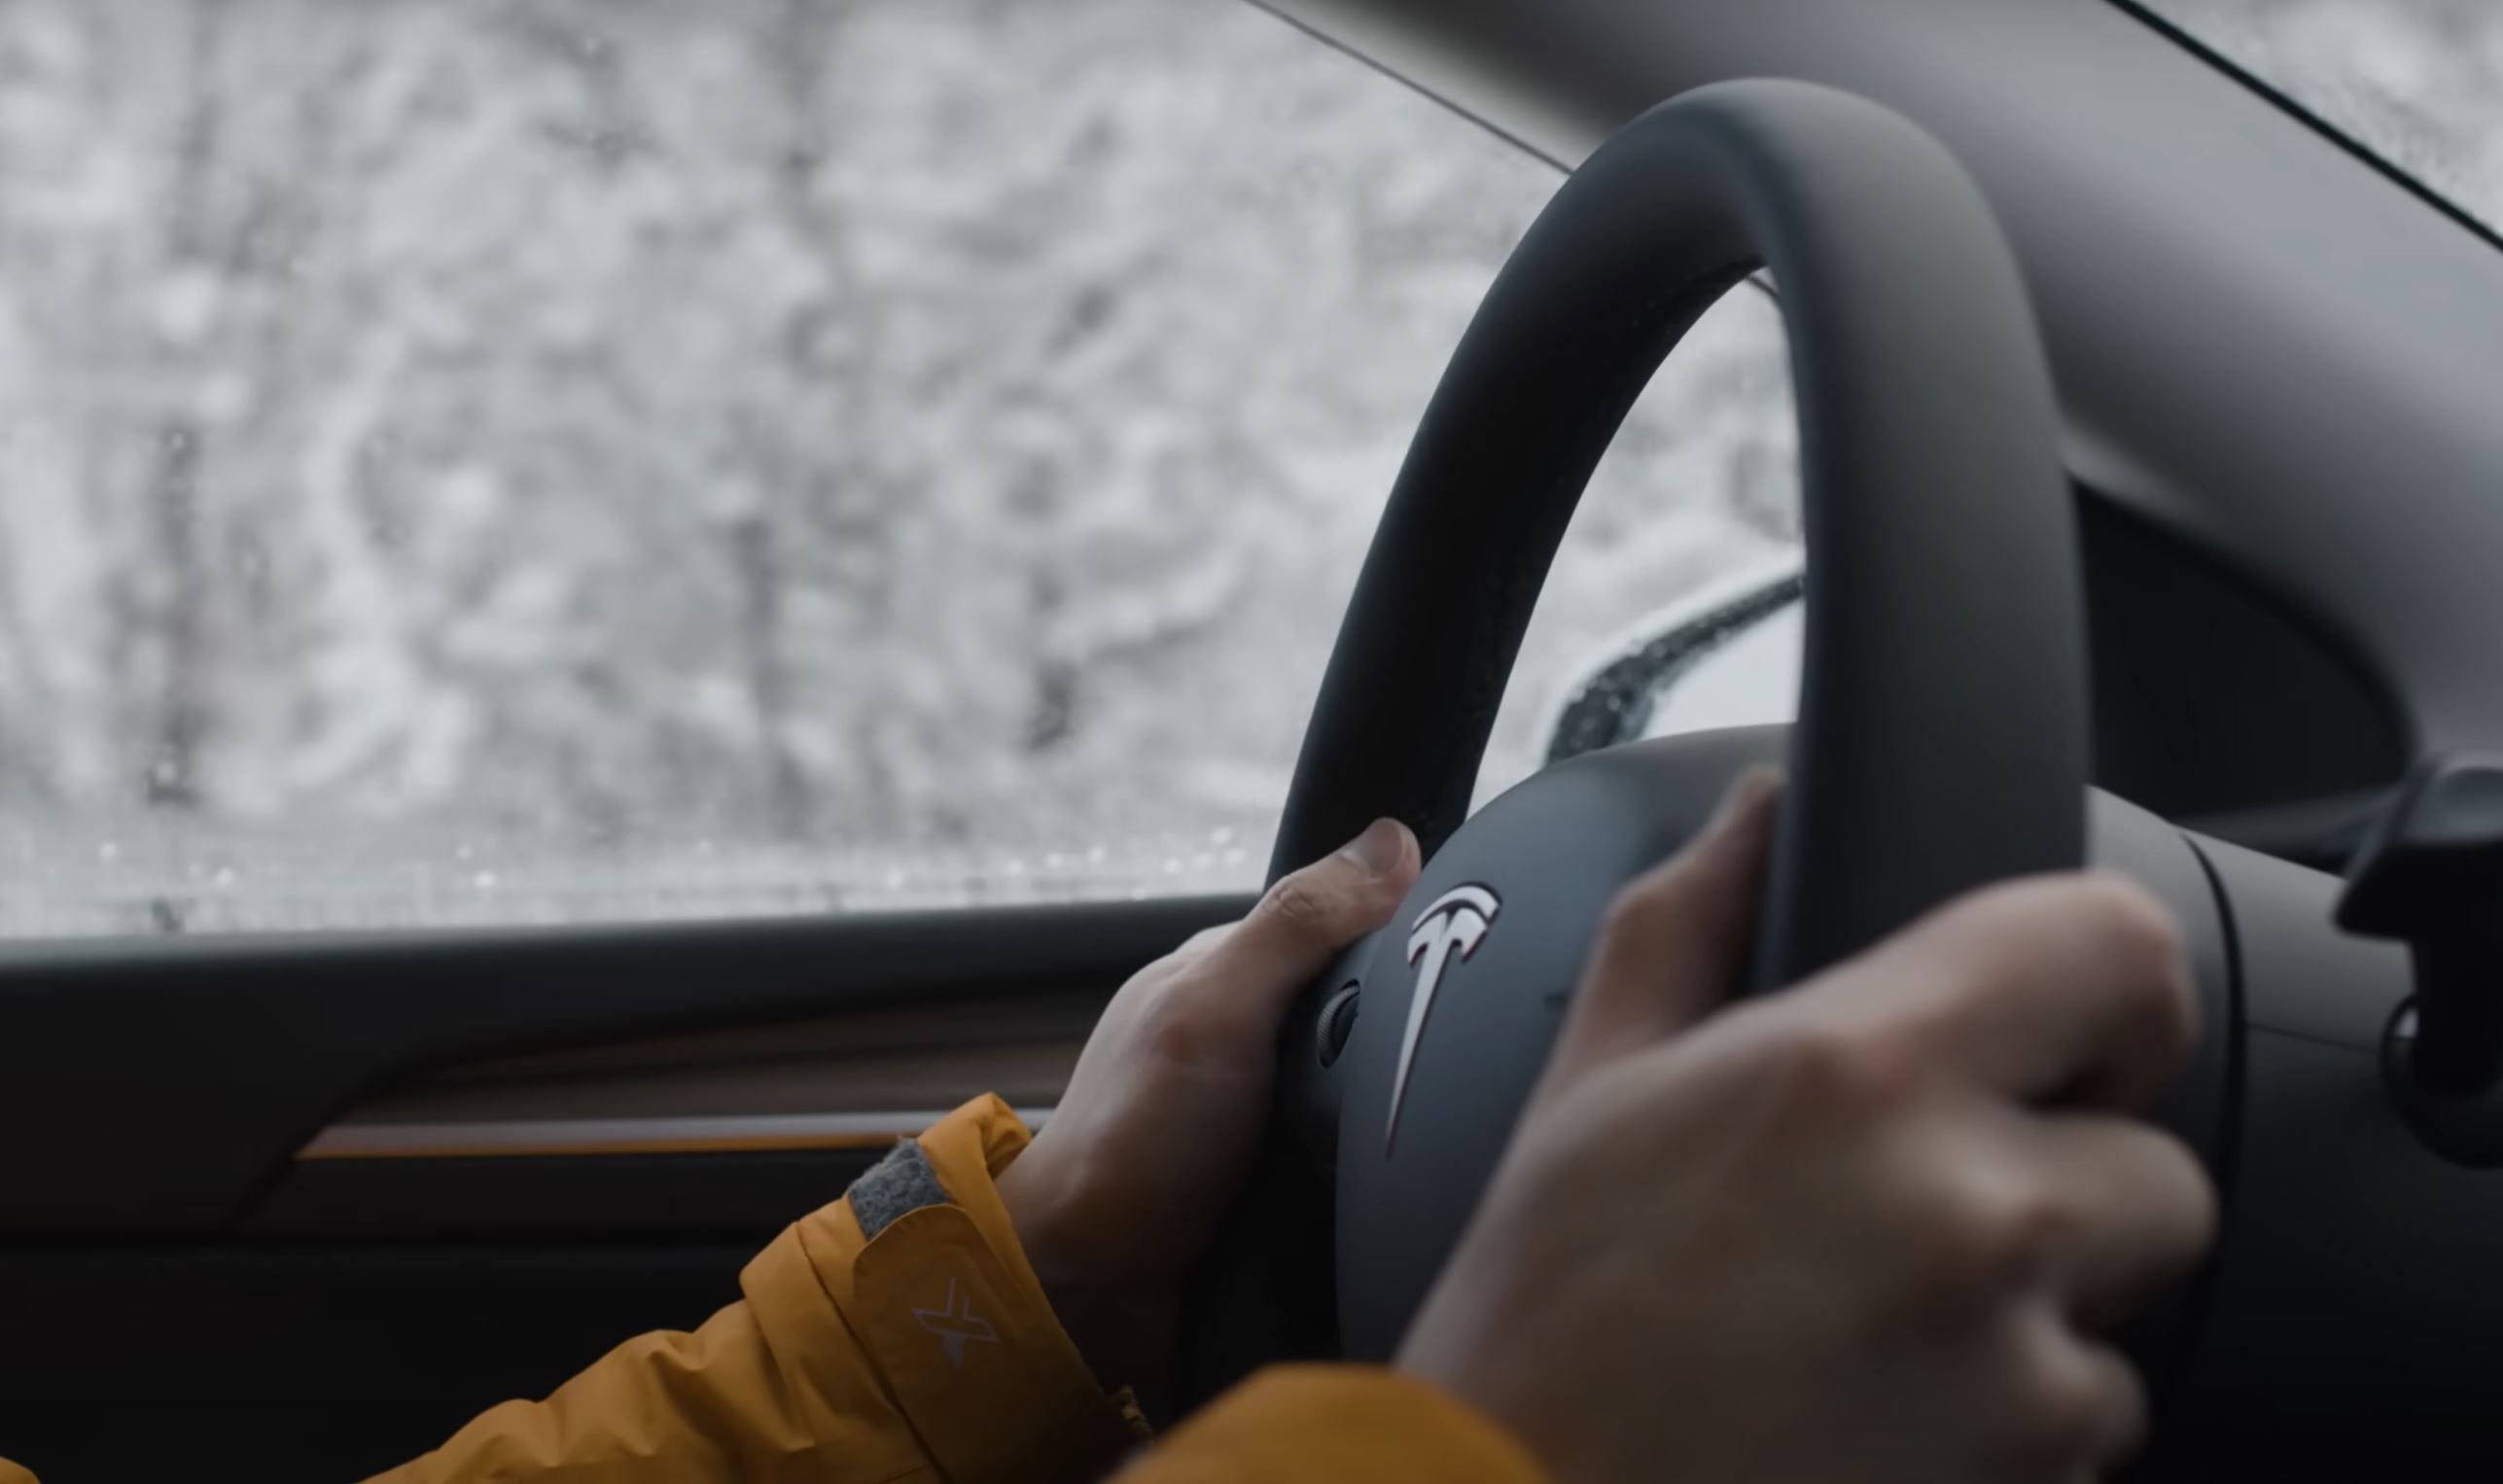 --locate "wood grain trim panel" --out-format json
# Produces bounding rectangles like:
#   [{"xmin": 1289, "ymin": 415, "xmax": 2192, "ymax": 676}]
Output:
[{"xmin": 299, "ymin": 1107, "xmax": 1056, "ymax": 1161}]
